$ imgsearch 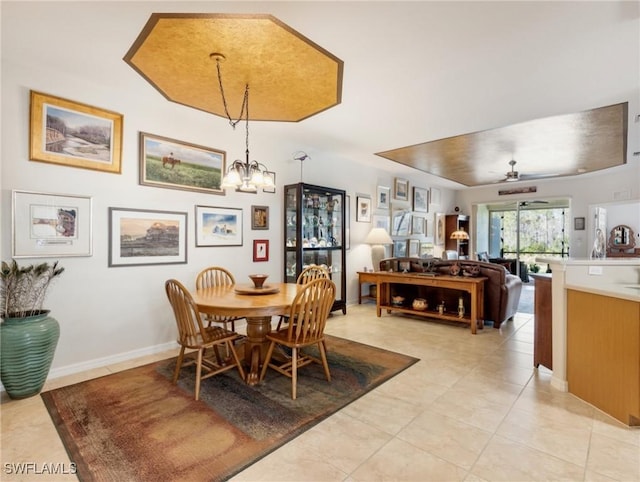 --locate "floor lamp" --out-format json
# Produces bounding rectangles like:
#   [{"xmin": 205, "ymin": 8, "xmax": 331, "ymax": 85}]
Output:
[{"xmin": 366, "ymin": 228, "xmax": 393, "ymax": 271}]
